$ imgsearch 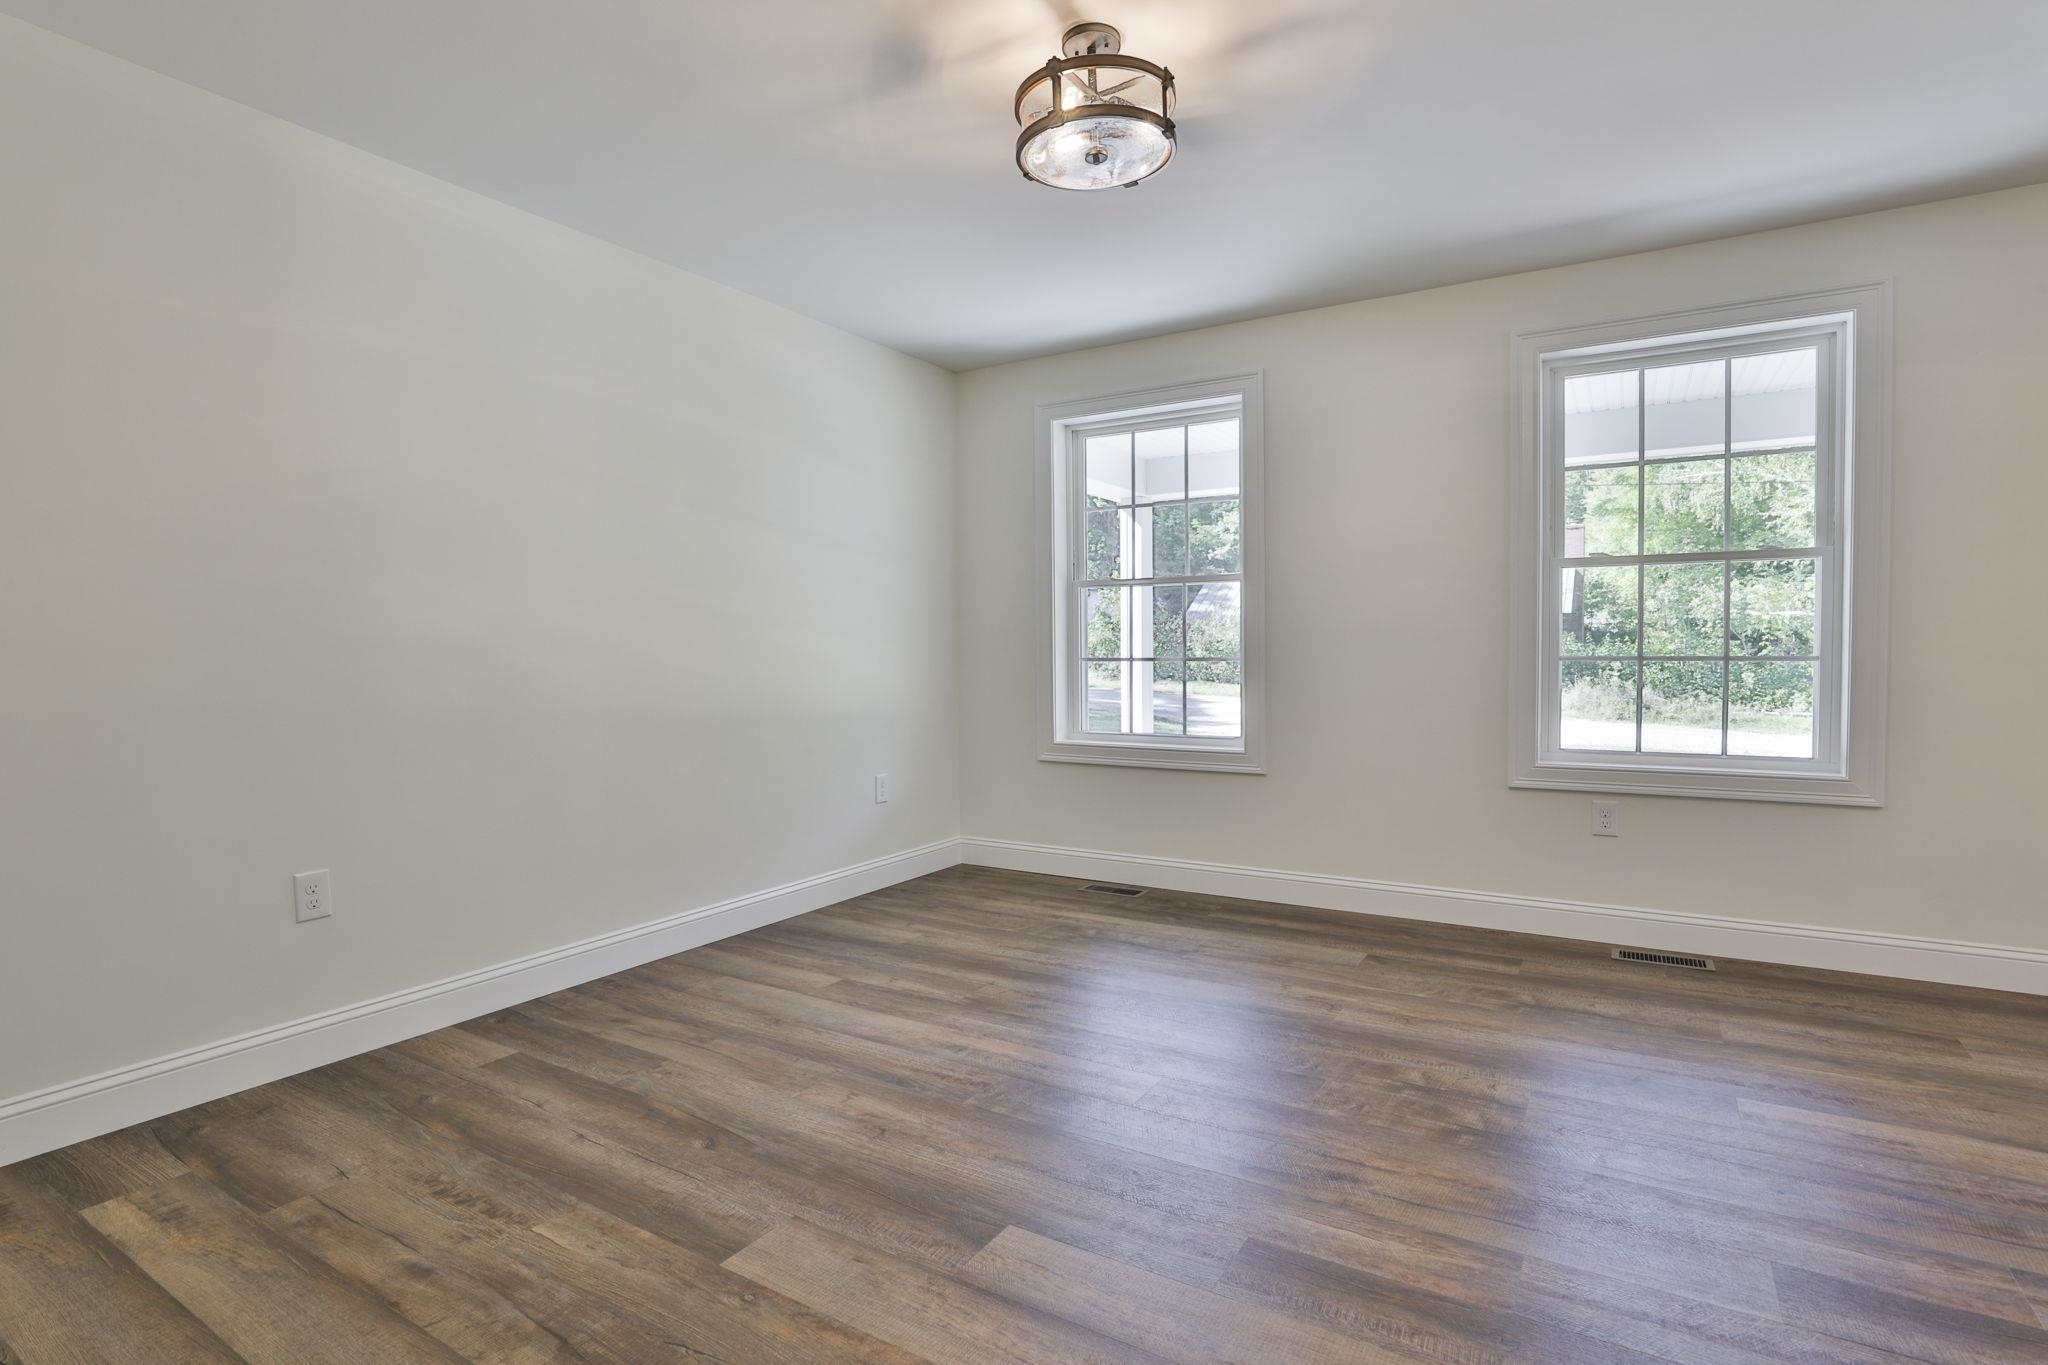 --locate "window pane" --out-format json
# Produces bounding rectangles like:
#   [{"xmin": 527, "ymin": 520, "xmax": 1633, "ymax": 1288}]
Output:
[
  {"xmin": 1644, "ymin": 359, "xmax": 1725, "ymax": 460},
  {"xmin": 1187, "ymin": 420, "xmax": 1240, "ymax": 497},
  {"xmin": 1561, "ymin": 660, "xmax": 1637, "ymax": 751},
  {"xmin": 1086, "ymin": 507, "xmax": 1122, "ymax": 579},
  {"xmin": 1643, "ymin": 661, "xmax": 1723, "ymax": 754},
  {"xmin": 1186, "ymin": 581, "xmax": 1240, "ymax": 659},
  {"xmin": 1149, "ymin": 659, "xmax": 1186, "ymax": 735},
  {"xmin": 1135, "ymin": 426, "xmax": 1185, "ymax": 504},
  {"xmin": 1186, "ymin": 659, "xmax": 1241, "ymax": 737},
  {"xmin": 1085, "ymin": 661, "xmax": 1125, "ymax": 733},
  {"xmin": 1085, "ymin": 587, "xmax": 1123, "ymax": 660},
  {"xmin": 1150, "ymin": 584, "xmax": 1185, "ymax": 659},
  {"xmin": 1643, "ymin": 458, "xmax": 1724, "ymax": 553},
  {"xmin": 1085, "ymin": 432, "xmax": 1132, "ymax": 506},
  {"xmin": 1730, "ymin": 559, "xmax": 1816, "ymax": 656},
  {"xmin": 1188, "ymin": 498, "xmax": 1240, "ymax": 575},
  {"xmin": 1134, "ymin": 502, "xmax": 1186, "ymax": 578},
  {"xmin": 1058, "ymin": 394, "xmax": 1252, "ymax": 759},
  {"xmin": 1561, "ymin": 566, "xmax": 1637, "ymax": 658},
  {"xmin": 1729, "ymin": 660, "xmax": 1816, "ymax": 758},
  {"xmin": 1730, "ymin": 451, "xmax": 1816, "ymax": 550},
  {"xmin": 1565, "ymin": 466, "xmax": 1639, "ymax": 557},
  {"xmin": 1643, "ymin": 563, "xmax": 1724, "ymax": 657},
  {"xmin": 1564, "ymin": 370, "xmax": 1639, "ymax": 467},
  {"xmin": 1732, "ymin": 348, "xmax": 1817, "ymax": 453}
]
